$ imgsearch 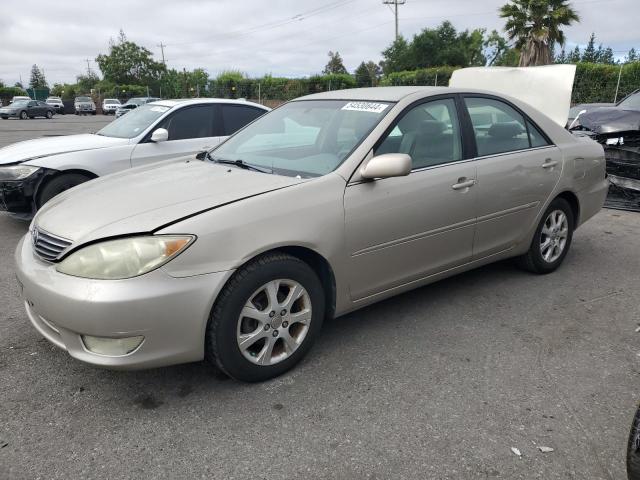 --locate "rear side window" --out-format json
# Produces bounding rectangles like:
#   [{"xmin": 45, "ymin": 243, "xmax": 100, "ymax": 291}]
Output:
[
  {"xmin": 159, "ymin": 105, "xmax": 215, "ymax": 141},
  {"xmin": 221, "ymin": 105, "xmax": 265, "ymax": 135},
  {"xmin": 464, "ymin": 97, "xmax": 548, "ymax": 156}
]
